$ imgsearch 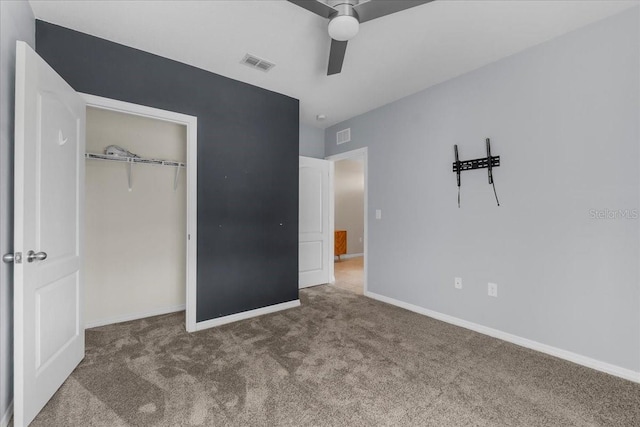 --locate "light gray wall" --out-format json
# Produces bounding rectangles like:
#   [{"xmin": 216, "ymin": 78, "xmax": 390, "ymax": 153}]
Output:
[
  {"xmin": 335, "ymin": 159, "xmax": 364, "ymax": 254},
  {"xmin": 326, "ymin": 9, "xmax": 640, "ymax": 372},
  {"xmin": 0, "ymin": 0, "xmax": 35, "ymax": 421},
  {"xmin": 299, "ymin": 123, "xmax": 325, "ymax": 159}
]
